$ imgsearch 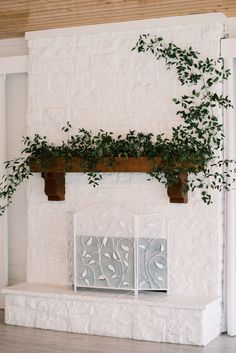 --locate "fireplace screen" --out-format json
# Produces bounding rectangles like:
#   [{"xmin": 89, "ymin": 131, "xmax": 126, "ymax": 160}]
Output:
[{"xmin": 72, "ymin": 205, "xmax": 167, "ymax": 294}]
